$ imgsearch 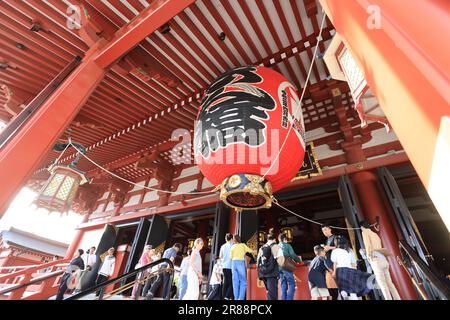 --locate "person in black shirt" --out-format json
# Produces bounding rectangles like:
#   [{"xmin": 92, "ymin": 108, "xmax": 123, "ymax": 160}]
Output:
[
  {"xmin": 321, "ymin": 225, "xmax": 339, "ymax": 299},
  {"xmin": 55, "ymin": 249, "xmax": 85, "ymax": 300},
  {"xmin": 321, "ymin": 225, "xmax": 337, "ymax": 259}
]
